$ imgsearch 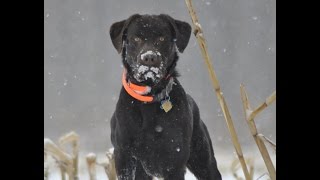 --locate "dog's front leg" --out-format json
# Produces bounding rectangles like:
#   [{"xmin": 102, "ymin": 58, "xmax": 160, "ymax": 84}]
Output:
[{"xmin": 114, "ymin": 148, "xmax": 137, "ymax": 180}]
